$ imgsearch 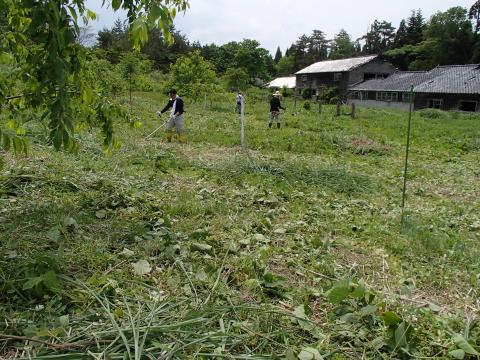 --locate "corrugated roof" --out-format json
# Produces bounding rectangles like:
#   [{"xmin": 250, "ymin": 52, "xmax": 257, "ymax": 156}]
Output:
[
  {"xmin": 414, "ymin": 65, "xmax": 480, "ymax": 94},
  {"xmin": 350, "ymin": 71, "xmax": 431, "ymax": 92},
  {"xmin": 267, "ymin": 77, "xmax": 296, "ymax": 89},
  {"xmin": 295, "ymin": 55, "xmax": 378, "ymax": 74},
  {"xmin": 349, "ymin": 65, "xmax": 480, "ymax": 94}
]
